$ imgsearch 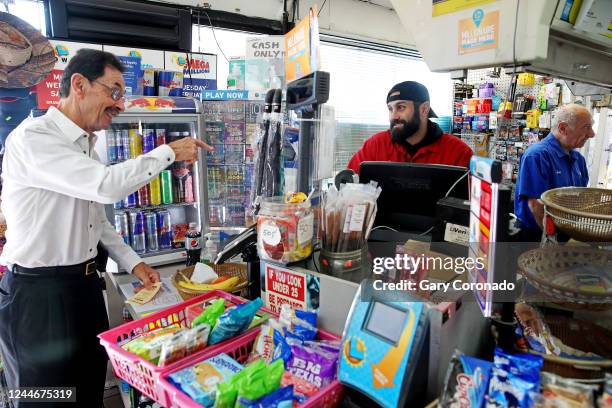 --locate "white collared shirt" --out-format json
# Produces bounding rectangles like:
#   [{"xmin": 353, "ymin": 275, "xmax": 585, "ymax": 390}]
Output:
[{"xmin": 0, "ymin": 106, "xmax": 176, "ymax": 271}]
